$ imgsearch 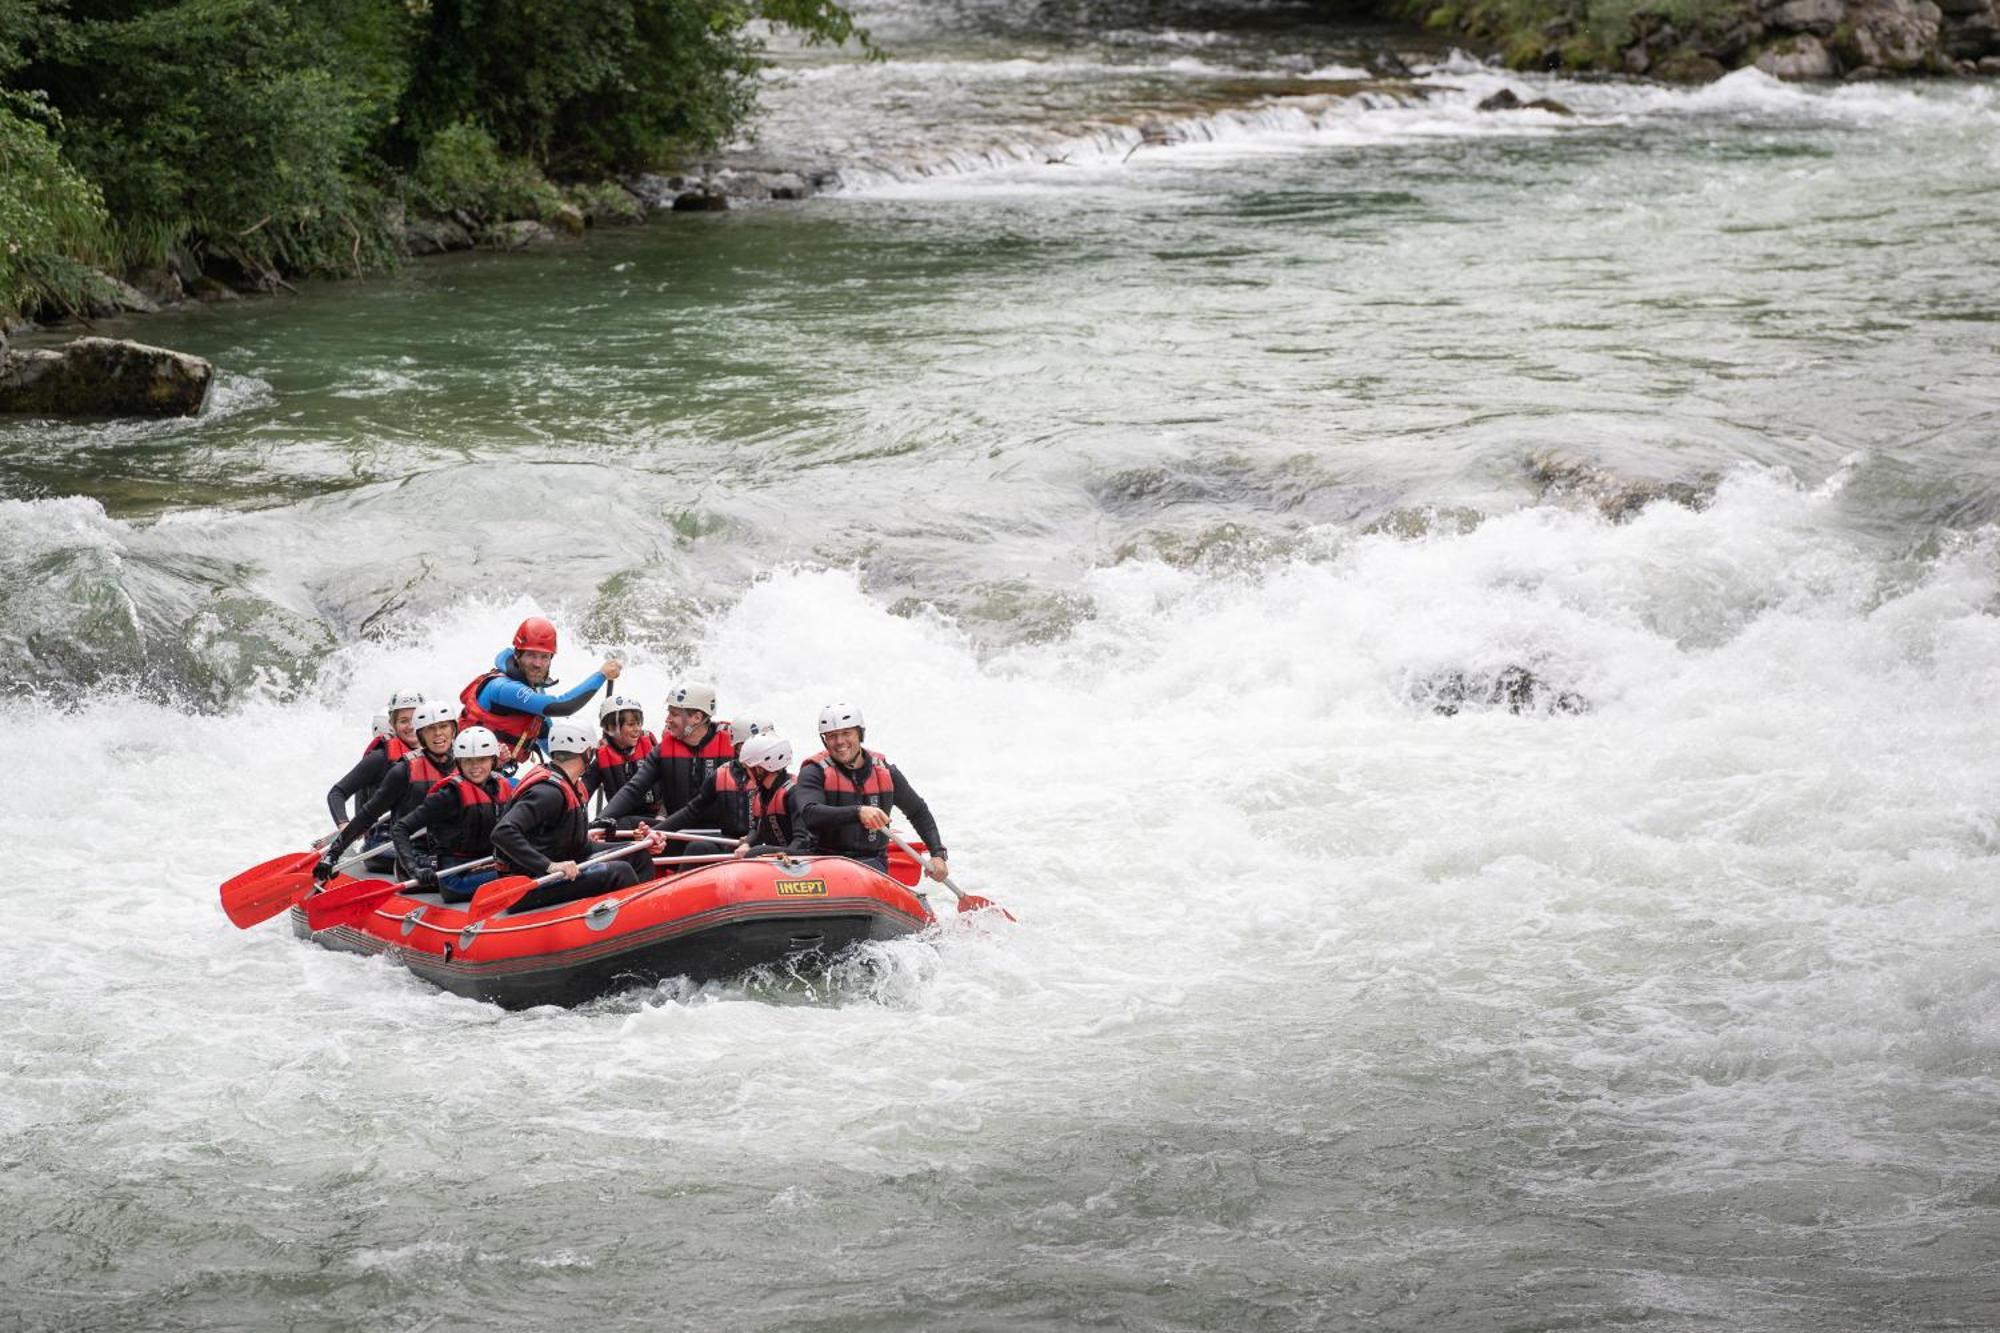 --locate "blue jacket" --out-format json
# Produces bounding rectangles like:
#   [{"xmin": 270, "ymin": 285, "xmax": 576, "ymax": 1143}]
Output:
[{"xmin": 476, "ymin": 648, "xmax": 606, "ymax": 752}]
